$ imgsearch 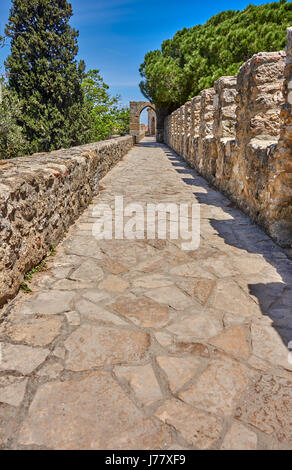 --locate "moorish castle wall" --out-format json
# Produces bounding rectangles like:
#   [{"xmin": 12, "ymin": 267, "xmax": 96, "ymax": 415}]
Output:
[
  {"xmin": 164, "ymin": 28, "xmax": 292, "ymax": 248},
  {"xmin": 0, "ymin": 136, "xmax": 133, "ymax": 307}
]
